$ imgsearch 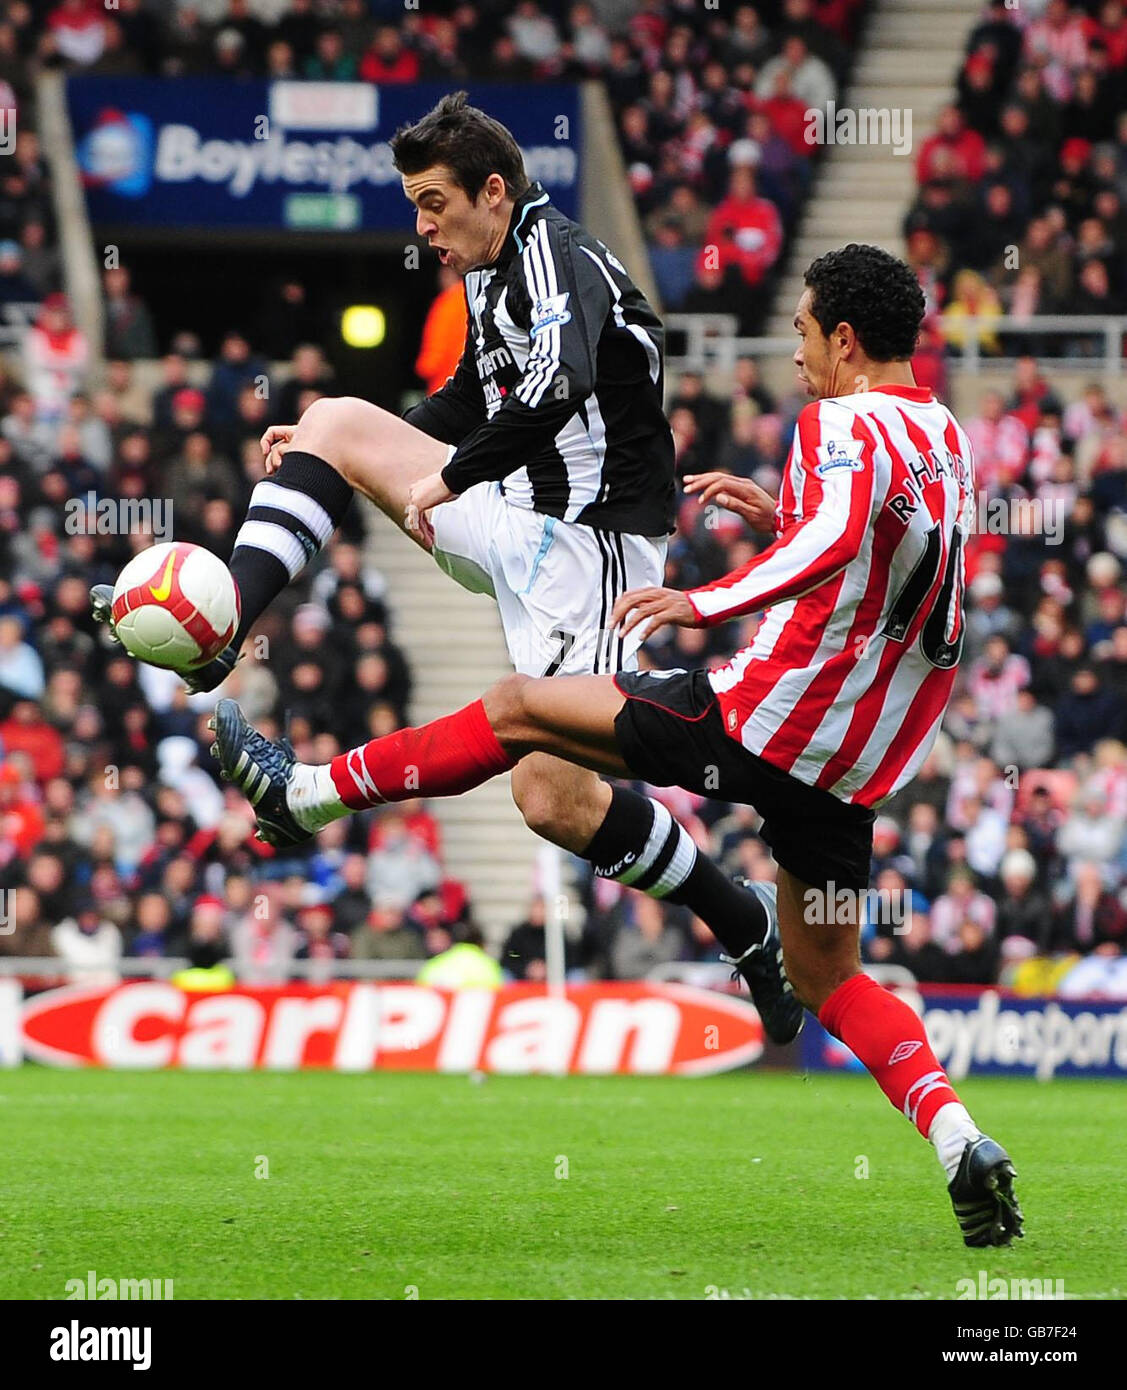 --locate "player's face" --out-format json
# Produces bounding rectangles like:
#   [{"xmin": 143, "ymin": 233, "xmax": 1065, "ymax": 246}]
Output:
[
  {"xmin": 402, "ymin": 166, "xmax": 503, "ymax": 276},
  {"xmin": 792, "ymin": 289, "xmax": 830, "ymax": 397},
  {"xmin": 792, "ymin": 288, "xmax": 856, "ymax": 399}
]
